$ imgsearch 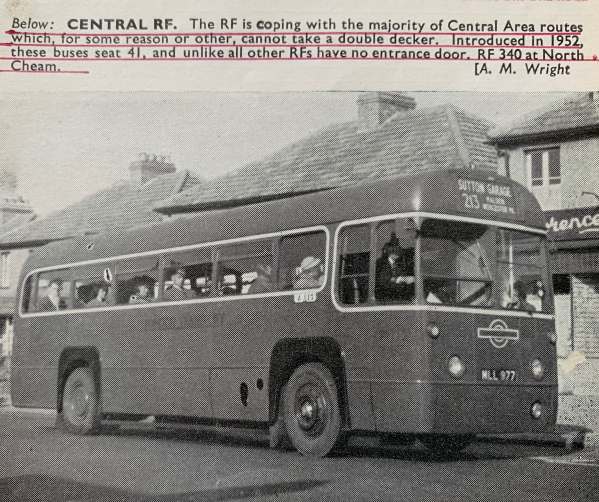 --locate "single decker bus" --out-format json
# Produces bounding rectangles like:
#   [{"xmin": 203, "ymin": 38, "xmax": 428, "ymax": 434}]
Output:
[{"xmin": 11, "ymin": 168, "xmax": 557, "ymax": 457}]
